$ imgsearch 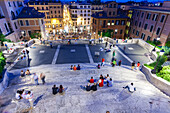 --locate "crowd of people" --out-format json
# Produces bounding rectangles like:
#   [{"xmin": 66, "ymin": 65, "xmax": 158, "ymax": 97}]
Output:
[
  {"xmin": 81, "ymin": 74, "xmax": 114, "ymax": 92},
  {"xmin": 14, "ymin": 39, "xmax": 140, "ymax": 111},
  {"xmin": 20, "ymin": 70, "xmax": 46, "ymax": 85}
]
